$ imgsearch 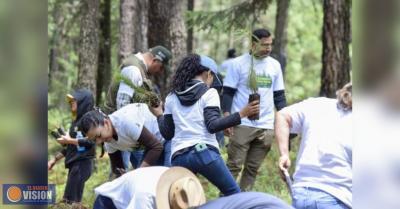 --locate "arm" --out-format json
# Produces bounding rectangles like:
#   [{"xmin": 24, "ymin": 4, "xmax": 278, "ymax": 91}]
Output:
[
  {"xmin": 48, "ymin": 152, "xmax": 64, "ymax": 170},
  {"xmin": 108, "ymin": 150, "xmax": 125, "ymax": 177},
  {"xmin": 157, "ymin": 115, "xmax": 175, "ymax": 140},
  {"xmin": 204, "ymin": 99, "xmax": 260, "ymax": 134},
  {"xmin": 275, "ymin": 111, "xmax": 292, "ymax": 171},
  {"xmin": 204, "ymin": 106, "xmax": 241, "ymax": 133},
  {"xmin": 221, "ymin": 87, "xmax": 237, "ymax": 114},
  {"xmin": 77, "ymin": 138, "xmax": 95, "ymax": 148},
  {"xmin": 137, "ymin": 127, "xmax": 163, "ymax": 167},
  {"xmin": 150, "ymin": 101, "xmax": 175, "ymax": 140},
  {"xmin": 221, "ymin": 87, "xmax": 237, "ymax": 136},
  {"xmin": 56, "ymin": 133, "xmax": 79, "ymax": 146},
  {"xmin": 116, "ymin": 66, "xmax": 142, "ymax": 109},
  {"xmin": 273, "ymin": 90, "xmax": 287, "ymax": 111}
]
